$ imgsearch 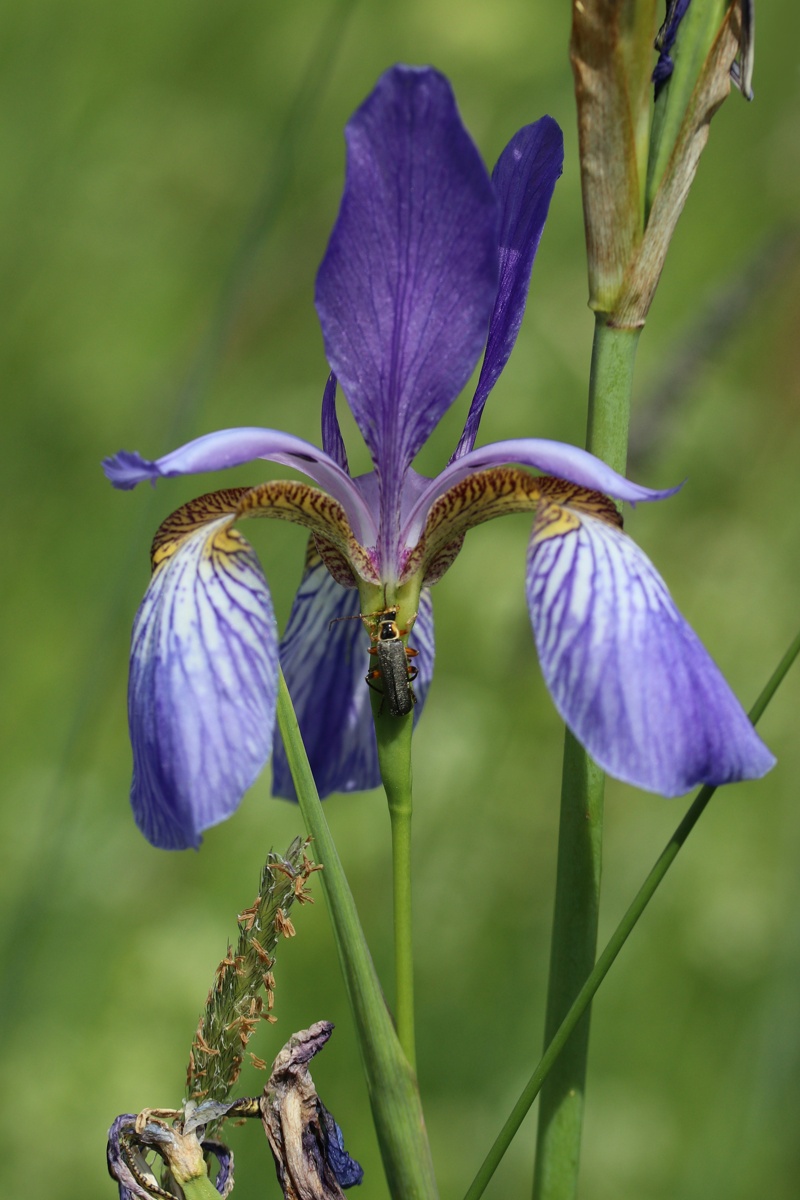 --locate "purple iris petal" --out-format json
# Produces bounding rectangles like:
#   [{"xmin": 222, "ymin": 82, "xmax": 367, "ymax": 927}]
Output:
[
  {"xmin": 273, "ymin": 554, "xmax": 434, "ymax": 800},
  {"xmin": 273, "ymin": 560, "xmax": 378, "ymax": 799},
  {"xmin": 202, "ymin": 1140, "xmax": 235, "ymax": 1197},
  {"xmin": 405, "ymin": 437, "xmax": 682, "ymax": 546},
  {"xmin": 319, "ymin": 1108, "xmax": 364, "ymax": 1188},
  {"xmin": 129, "ymin": 519, "xmax": 278, "ymax": 849},
  {"xmin": 107, "ymin": 1115, "xmax": 150, "ymax": 1200},
  {"xmin": 526, "ymin": 513, "xmax": 775, "ymax": 795},
  {"xmin": 316, "ymin": 65, "xmax": 500, "ymax": 565},
  {"xmin": 320, "ymin": 372, "xmax": 349, "ymax": 472},
  {"xmin": 453, "ymin": 117, "xmax": 564, "ymax": 459},
  {"xmin": 103, "ymin": 428, "xmax": 377, "ymax": 547}
]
